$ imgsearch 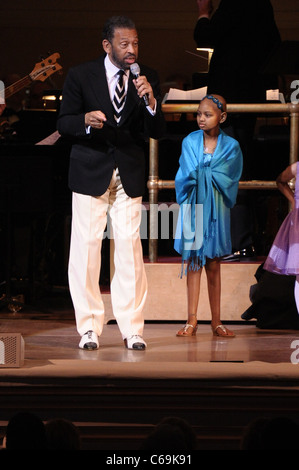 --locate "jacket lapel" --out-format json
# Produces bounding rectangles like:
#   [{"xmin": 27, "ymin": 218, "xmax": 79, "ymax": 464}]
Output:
[
  {"xmin": 87, "ymin": 56, "xmax": 140, "ymax": 127},
  {"xmin": 87, "ymin": 56, "xmax": 115, "ymax": 123}
]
